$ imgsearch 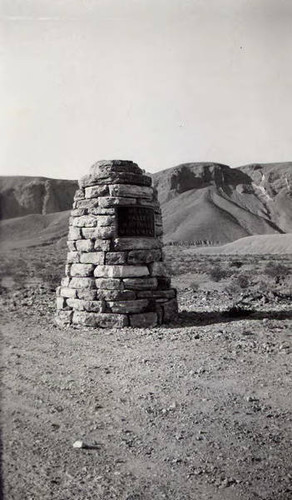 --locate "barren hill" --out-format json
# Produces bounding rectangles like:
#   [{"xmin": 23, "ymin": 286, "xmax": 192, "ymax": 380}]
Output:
[
  {"xmin": 192, "ymin": 233, "xmax": 292, "ymax": 255},
  {"xmin": 153, "ymin": 162, "xmax": 291, "ymax": 244},
  {"xmin": 0, "ymin": 176, "xmax": 78, "ymax": 220},
  {"xmin": 0, "ymin": 210, "xmax": 70, "ymax": 250},
  {"xmin": 0, "ymin": 163, "xmax": 291, "ymax": 250}
]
